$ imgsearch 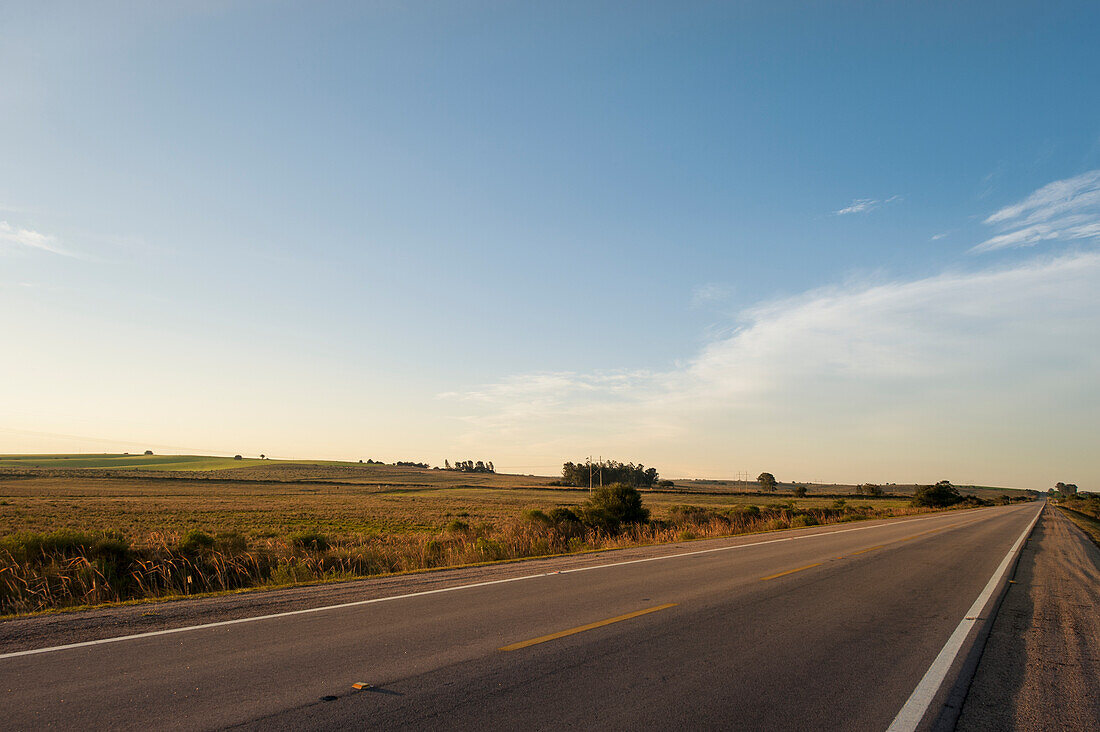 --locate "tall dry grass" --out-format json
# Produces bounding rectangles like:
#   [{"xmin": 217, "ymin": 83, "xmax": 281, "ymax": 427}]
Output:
[{"xmin": 0, "ymin": 503, "xmax": 932, "ymax": 615}]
